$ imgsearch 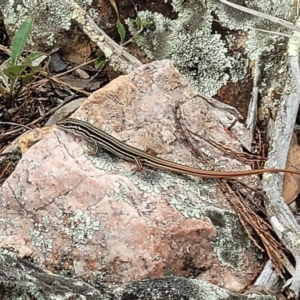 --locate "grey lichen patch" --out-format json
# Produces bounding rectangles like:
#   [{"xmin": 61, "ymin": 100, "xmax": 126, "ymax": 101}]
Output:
[
  {"xmin": 129, "ymin": 169, "xmax": 177, "ymax": 194},
  {"xmin": 27, "ymin": 211, "xmax": 100, "ymax": 252},
  {"xmin": 128, "ymin": 168, "xmax": 220, "ymax": 208},
  {"xmin": 126, "ymin": 0, "xmax": 295, "ymax": 95},
  {"xmin": 0, "ymin": 217, "xmax": 19, "ymax": 234},
  {"xmin": 1, "ymin": 0, "xmax": 84, "ymax": 46},
  {"xmin": 126, "ymin": 10, "xmax": 239, "ymax": 95},
  {"xmin": 88, "ymin": 148, "xmax": 125, "ymax": 172},
  {"xmin": 77, "ymin": 0, "xmax": 93, "ymax": 5},
  {"xmin": 169, "ymin": 193, "xmax": 203, "ymax": 219},
  {"xmin": 89, "ymin": 7, "xmax": 99, "ymax": 19},
  {"xmin": 115, "ymin": 183, "xmax": 130, "ymax": 203},
  {"xmin": 205, "ymin": 208, "xmax": 254, "ymax": 269},
  {"xmin": 60, "ymin": 211, "xmax": 100, "ymax": 247},
  {"xmin": 0, "ymin": 253, "xmax": 111, "ymax": 299},
  {"xmin": 167, "ymin": 177, "xmax": 220, "ymax": 218},
  {"xmin": 123, "ymin": 276, "xmax": 274, "ymax": 300},
  {"xmin": 27, "ymin": 216, "xmax": 53, "ymax": 253}
]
